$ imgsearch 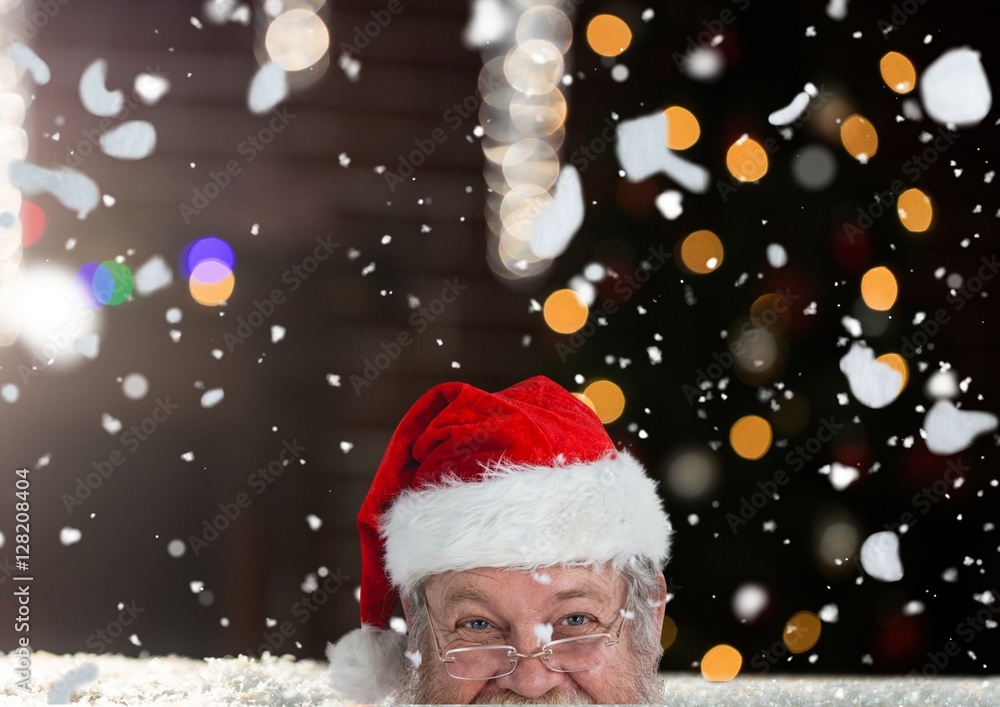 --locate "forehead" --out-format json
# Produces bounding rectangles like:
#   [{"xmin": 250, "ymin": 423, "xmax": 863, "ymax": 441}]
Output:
[{"xmin": 424, "ymin": 565, "xmax": 624, "ymax": 612}]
